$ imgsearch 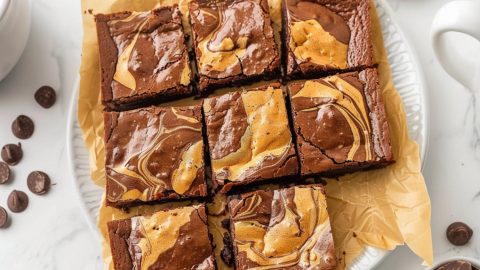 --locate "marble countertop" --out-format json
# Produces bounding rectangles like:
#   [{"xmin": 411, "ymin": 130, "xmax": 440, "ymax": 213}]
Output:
[{"xmin": 0, "ymin": 0, "xmax": 478, "ymax": 269}]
